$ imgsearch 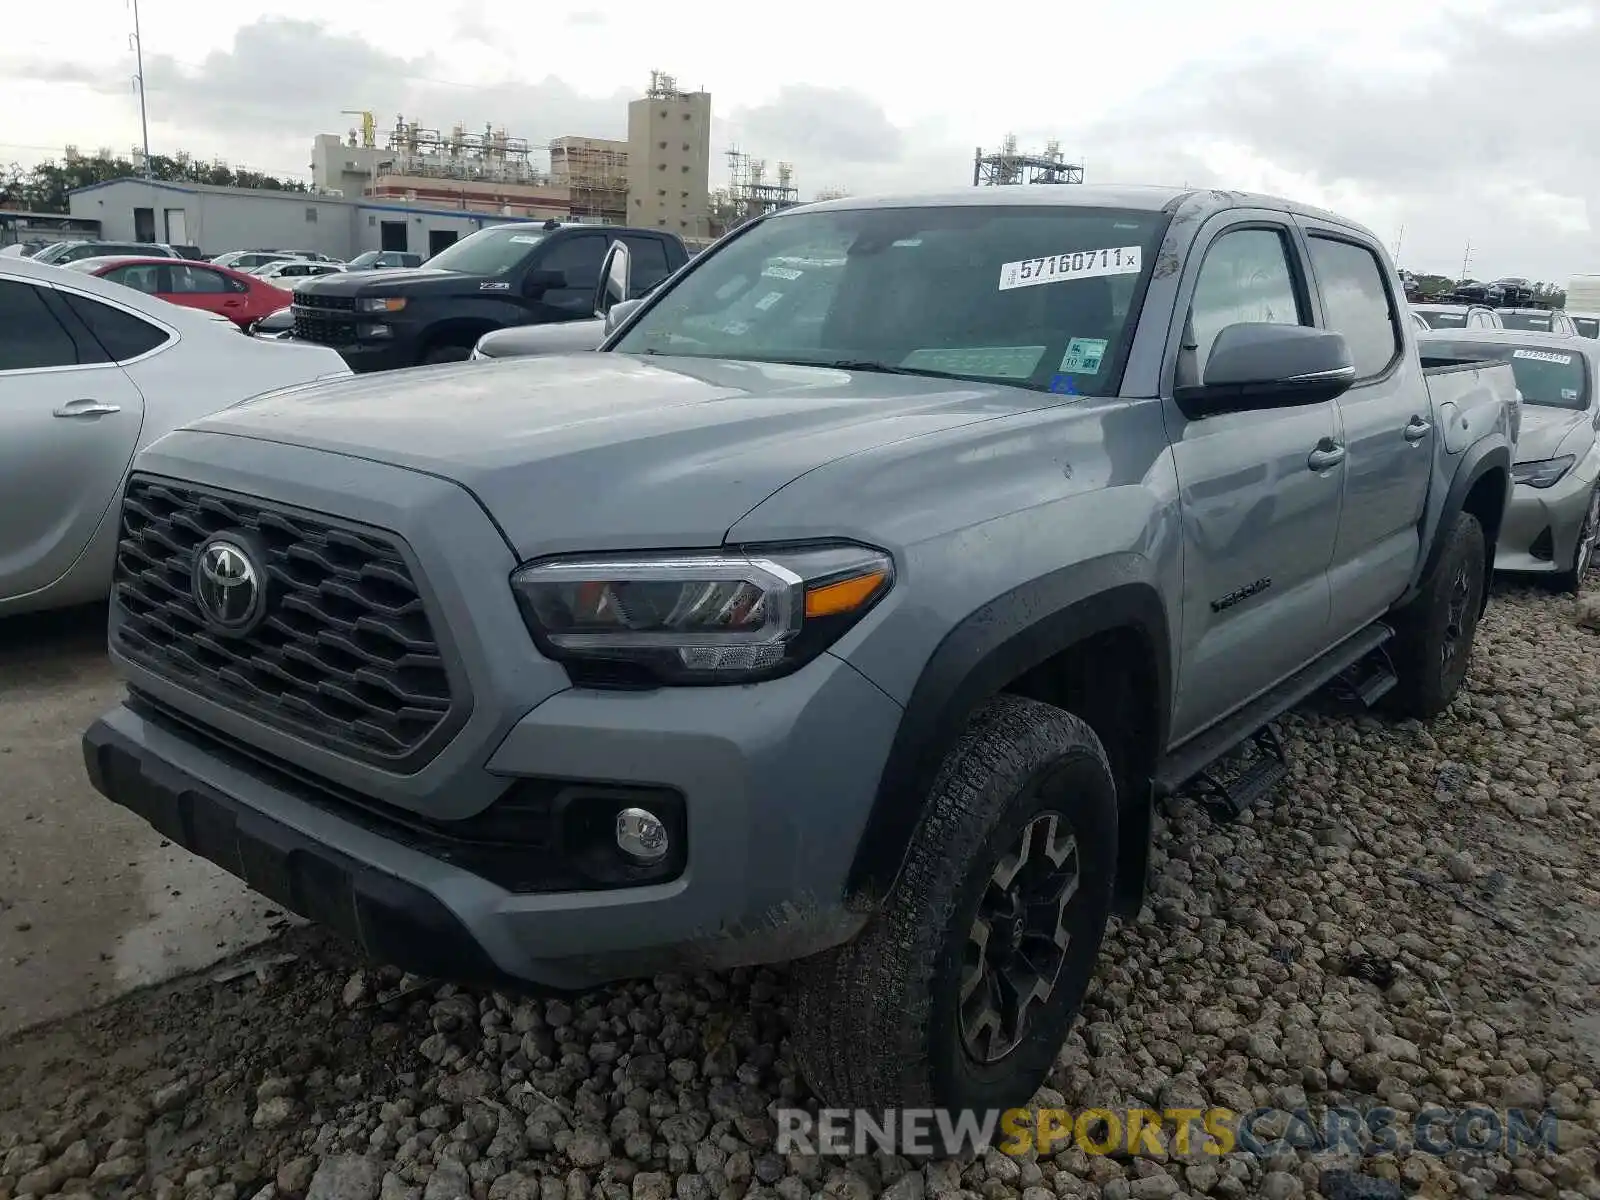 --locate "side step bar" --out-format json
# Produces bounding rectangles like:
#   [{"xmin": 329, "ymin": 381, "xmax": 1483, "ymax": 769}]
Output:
[{"xmin": 1154, "ymin": 622, "xmax": 1395, "ymax": 804}]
